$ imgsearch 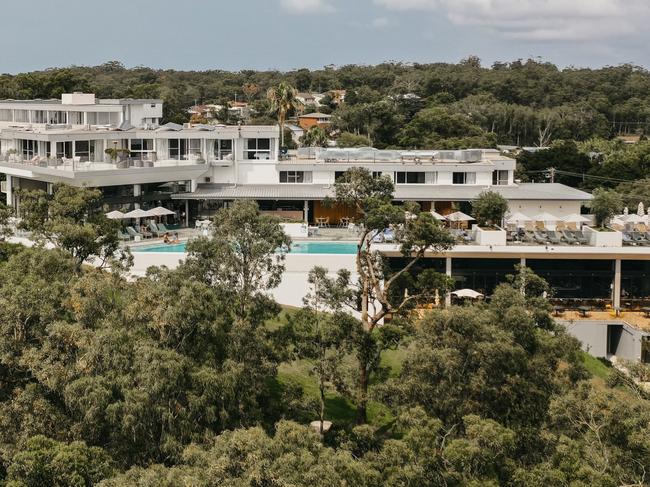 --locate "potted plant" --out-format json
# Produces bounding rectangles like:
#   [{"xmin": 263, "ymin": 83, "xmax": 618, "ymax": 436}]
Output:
[
  {"xmin": 471, "ymin": 190, "xmax": 508, "ymax": 245},
  {"xmin": 583, "ymin": 188, "xmax": 623, "ymax": 246}
]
